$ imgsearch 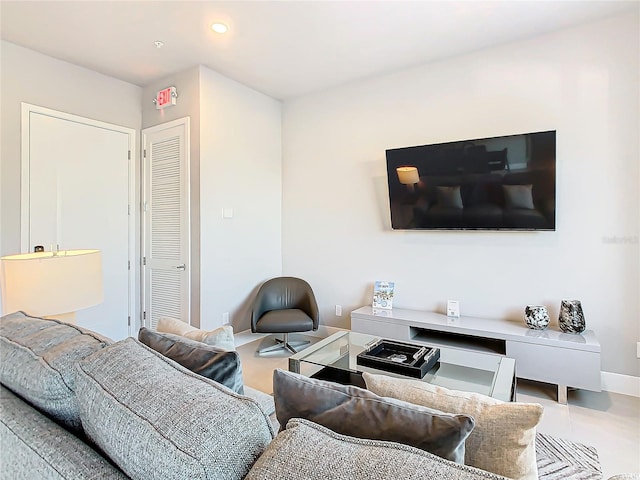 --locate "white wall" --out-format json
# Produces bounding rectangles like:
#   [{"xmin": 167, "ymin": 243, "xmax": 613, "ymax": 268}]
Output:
[
  {"xmin": 199, "ymin": 66, "xmax": 282, "ymax": 332},
  {"xmin": 0, "ymin": 41, "xmax": 142, "ymax": 339},
  {"xmin": 282, "ymin": 13, "xmax": 639, "ymax": 377},
  {"xmin": 1, "ymin": 41, "xmax": 142, "ymax": 256}
]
